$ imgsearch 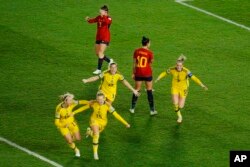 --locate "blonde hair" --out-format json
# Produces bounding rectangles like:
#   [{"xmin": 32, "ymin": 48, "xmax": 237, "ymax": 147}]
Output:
[
  {"xmin": 177, "ymin": 54, "xmax": 187, "ymax": 63},
  {"xmin": 59, "ymin": 92, "xmax": 74, "ymax": 102},
  {"xmin": 96, "ymin": 90, "xmax": 105, "ymax": 97}
]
